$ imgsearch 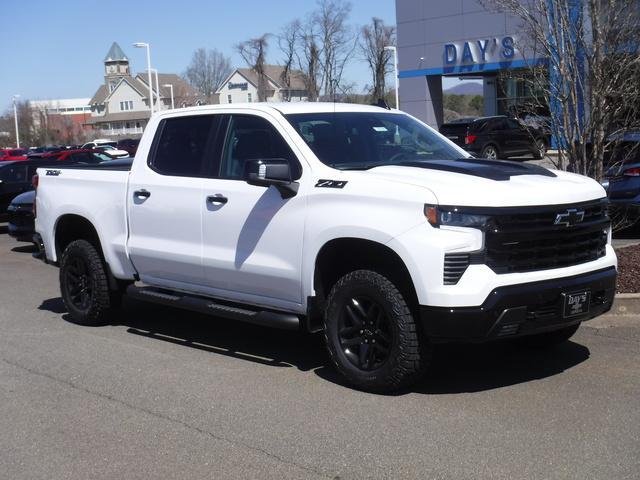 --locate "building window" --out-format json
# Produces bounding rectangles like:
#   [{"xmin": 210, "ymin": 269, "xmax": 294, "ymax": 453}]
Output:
[
  {"xmin": 228, "ymin": 95, "xmax": 232, "ymax": 104},
  {"xmin": 247, "ymin": 93, "xmax": 252, "ymax": 103},
  {"xmin": 119, "ymin": 100, "xmax": 134, "ymax": 111}
]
